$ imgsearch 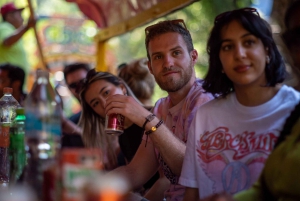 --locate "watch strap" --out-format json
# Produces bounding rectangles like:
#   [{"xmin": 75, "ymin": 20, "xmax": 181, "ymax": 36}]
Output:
[{"xmin": 142, "ymin": 113, "xmax": 156, "ymax": 130}]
